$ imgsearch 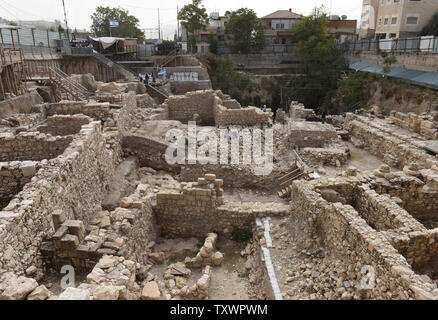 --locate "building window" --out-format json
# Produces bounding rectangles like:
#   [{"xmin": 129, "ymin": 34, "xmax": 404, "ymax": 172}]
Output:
[
  {"xmin": 378, "ymin": 17, "xmax": 382, "ymax": 26},
  {"xmin": 406, "ymin": 16, "xmax": 419, "ymax": 25},
  {"xmin": 384, "ymin": 17, "xmax": 389, "ymax": 25},
  {"xmin": 391, "ymin": 17, "xmax": 398, "ymax": 25},
  {"xmin": 394, "ymin": 0, "xmax": 400, "ymax": 3}
]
